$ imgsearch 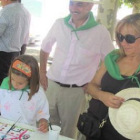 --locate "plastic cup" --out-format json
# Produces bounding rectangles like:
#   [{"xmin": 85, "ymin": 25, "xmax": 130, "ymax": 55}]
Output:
[{"xmin": 49, "ymin": 125, "xmax": 61, "ymax": 140}]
